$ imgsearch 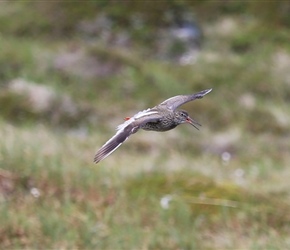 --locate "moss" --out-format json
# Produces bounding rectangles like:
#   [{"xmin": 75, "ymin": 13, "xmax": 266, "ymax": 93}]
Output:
[{"xmin": 125, "ymin": 170, "xmax": 290, "ymax": 228}]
